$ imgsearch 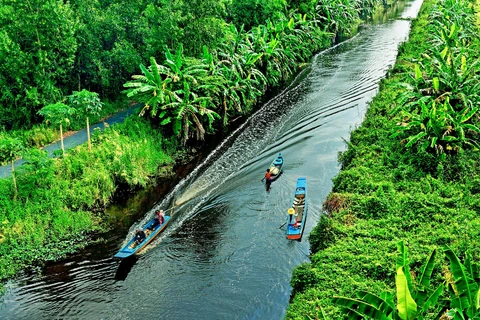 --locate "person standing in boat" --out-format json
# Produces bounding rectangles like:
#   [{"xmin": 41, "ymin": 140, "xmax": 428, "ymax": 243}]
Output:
[
  {"xmin": 265, "ymin": 169, "xmax": 272, "ymax": 182},
  {"xmin": 264, "ymin": 169, "xmax": 273, "ymax": 191}
]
